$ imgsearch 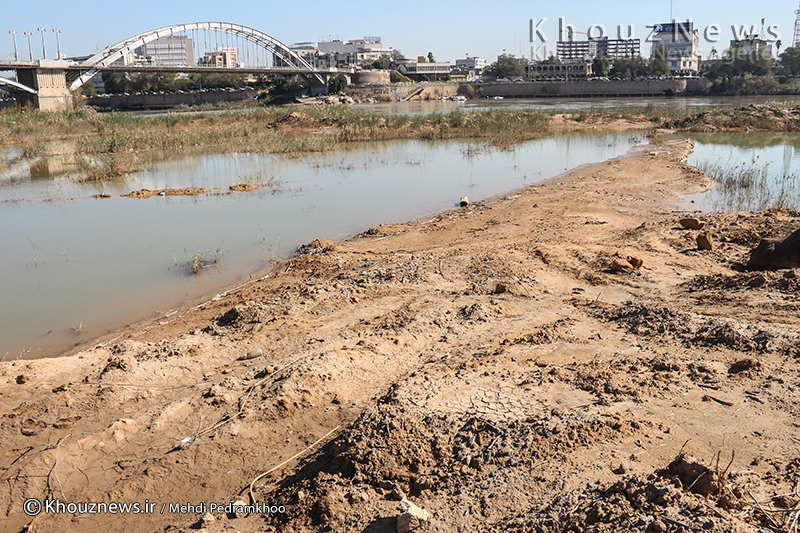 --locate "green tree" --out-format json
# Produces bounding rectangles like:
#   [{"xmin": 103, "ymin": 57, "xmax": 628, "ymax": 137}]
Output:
[
  {"xmin": 80, "ymin": 81, "xmax": 97, "ymax": 96},
  {"xmin": 327, "ymin": 73, "xmax": 347, "ymax": 94},
  {"xmin": 733, "ymin": 49, "xmax": 771, "ymax": 76},
  {"xmin": 611, "ymin": 56, "xmax": 645, "ymax": 79},
  {"xmin": 592, "ymin": 55, "xmax": 610, "ymax": 77},
  {"xmin": 780, "ymin": 47, "xmax": 800, "ymax": 75},
  {"xmin": 101, "ymin": 72, "xmax": 127, "ymax": 93},
  {"xmin": 649, "ymin": 58, "xmax": 670, "ymax": 76},
  {"xmin": 707, "ymin": 46, "xmax": 773, "ymax": 79},
  {"xmin": 647, "ymin": 45, "xmax": 671, "ymax": 76},
  {"xmin": 362, "ymin": 55, "xmax": 392, "ymax": 70},
  {"xmin": 707, "ymin": 60, "xmax": 733, "ymax": 79},
  {"xmin": 270, "ymin": 75, "xmax": 302, "ymax": 95},
  {"xmin": 484, "ymin": 54, "xmax": 525, "ymax": 79}
]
